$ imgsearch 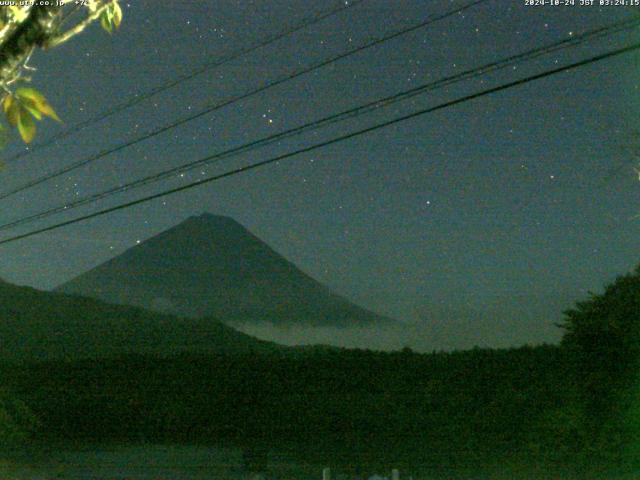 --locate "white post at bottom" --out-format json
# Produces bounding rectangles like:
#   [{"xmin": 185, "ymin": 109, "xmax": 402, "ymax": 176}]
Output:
[
  {"xmin": 322, "ymin": 467, "xmax": 331, "ymax": 480},
  {"xmin": 391, "ymin": 468, "xmax": 400, "ymax": 480}
]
